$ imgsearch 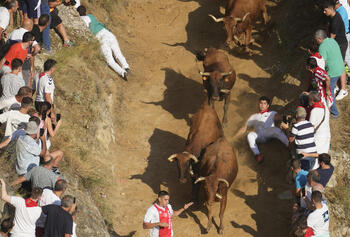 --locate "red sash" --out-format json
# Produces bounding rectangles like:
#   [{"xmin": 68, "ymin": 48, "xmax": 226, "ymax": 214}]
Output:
[
  {"xmin": 154, "ymin": 204, "xmax": 171, "ymax": 237},
  {"xmin": 25, "ymin": 198, "xmax": 38, "ymax": 207},
  {"xmin": 312, "ymin": 101, "xmax": 325, "ymax": 109},
  {"xmin": 259, "ymin": 109, "xmax": 269, "ymax": 114}
]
